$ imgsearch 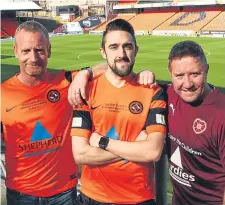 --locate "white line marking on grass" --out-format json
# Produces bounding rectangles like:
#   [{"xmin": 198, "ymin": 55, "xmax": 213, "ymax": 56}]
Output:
[
  {"xmin": 77, "ymin": 51, "xmax": 99, "ymax": 60},
  {"xmin": 54, "ymin": 60, "xmax": 104, "ymax": 70},
  {"xmin": 136, "ymin": 60, "xmax": 168, "ymax": 64},
  {"xmin": 204, "ymin": 50, "xmax": 211, "ymax": 57},
  {"xmin": 138, "ymin": 49, "xmax": 169, "ymax": 56},
  {"xmin": 52, "ymin": 47, "xmax": 212, "ymax": 70},
  {"xmin": 54, "ymin": 51, "xmax": 103, "ymax": 69}
]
